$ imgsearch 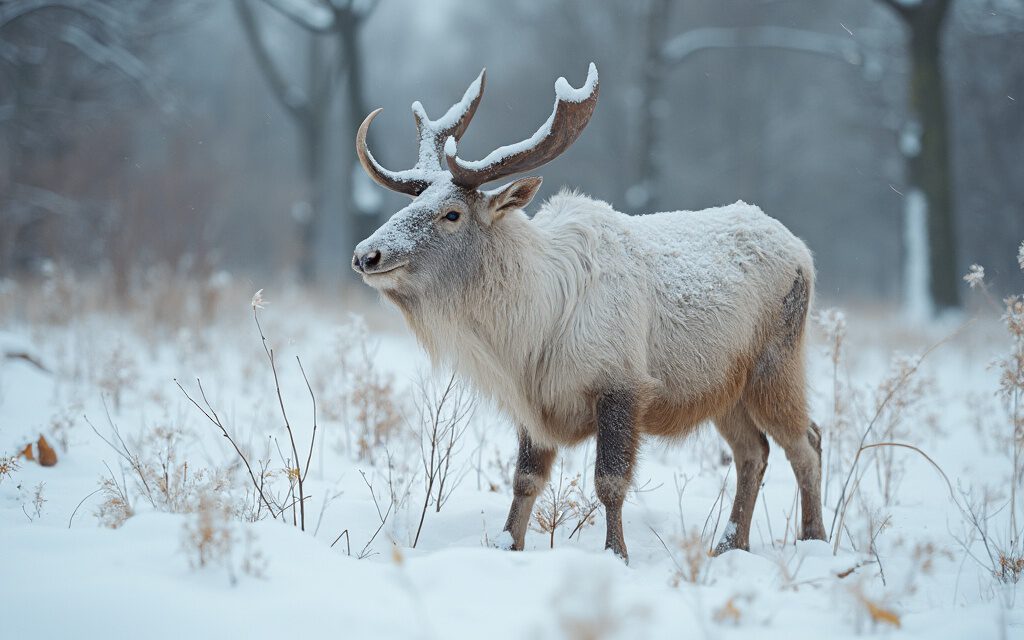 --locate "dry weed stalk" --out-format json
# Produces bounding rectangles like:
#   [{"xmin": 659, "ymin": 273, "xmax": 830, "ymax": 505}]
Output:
[
  {"xmin": 833, "ymin": 440, "xmax": 957, "ymax": 555},
  {"xmin": 177, "ymin": 290, "xmax": 319, "ymax": 530},
  {"xmin": 816, "ymin": 308, "xmax": 853, "ymax": 503},
  {"xmin": 181, "ymin": 490, "xmax": 267, "ymax": 584},
  {"xmin": 88, "ymin": 405, "xmax": 234, "ymax": 528},
  {"xmin": 97, "ymin": 342, "xmax": 138, "ymax": 412},
  {"xmin": 48, "ymin": 404, "xmax": 80, "ymax": 453},
  {"xmin": 828, "ymin": 324, "xmax": 965, "ymax": 551},
  {"xmin": 355, "ymin": 470, "xmax": 396, "ymax": 559},
  {"xmin": 182, "ymin": 491, "xmax": 234, "ymax": 569},
  {"xmin": 22, "ymin": 482, "xmax": 47, "ymax": 522},
  {"xmin": 648, "ymin": 523, "xmax": 712, "ymax": 586},
  {"xmin": 961, "ymin": 244, "xmax": 1024, "ymax": 583},
  {"xmin": 0, "ymin": 454, "xmax": 18, "ymax": 485},
  {"xmin": 871, "ymin": 355, "xmax": 934, "ymax": 504},
  {"xmin": 316, "ymin": 315, "xmax": 403, "ymax": 462},
  {"xmin": 413, "ymin": 373, "xmax": 474, "ymax": 548},
  {"xmin": 531, "ymin": 460, "xmax": 600, "ymax": 549}
]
